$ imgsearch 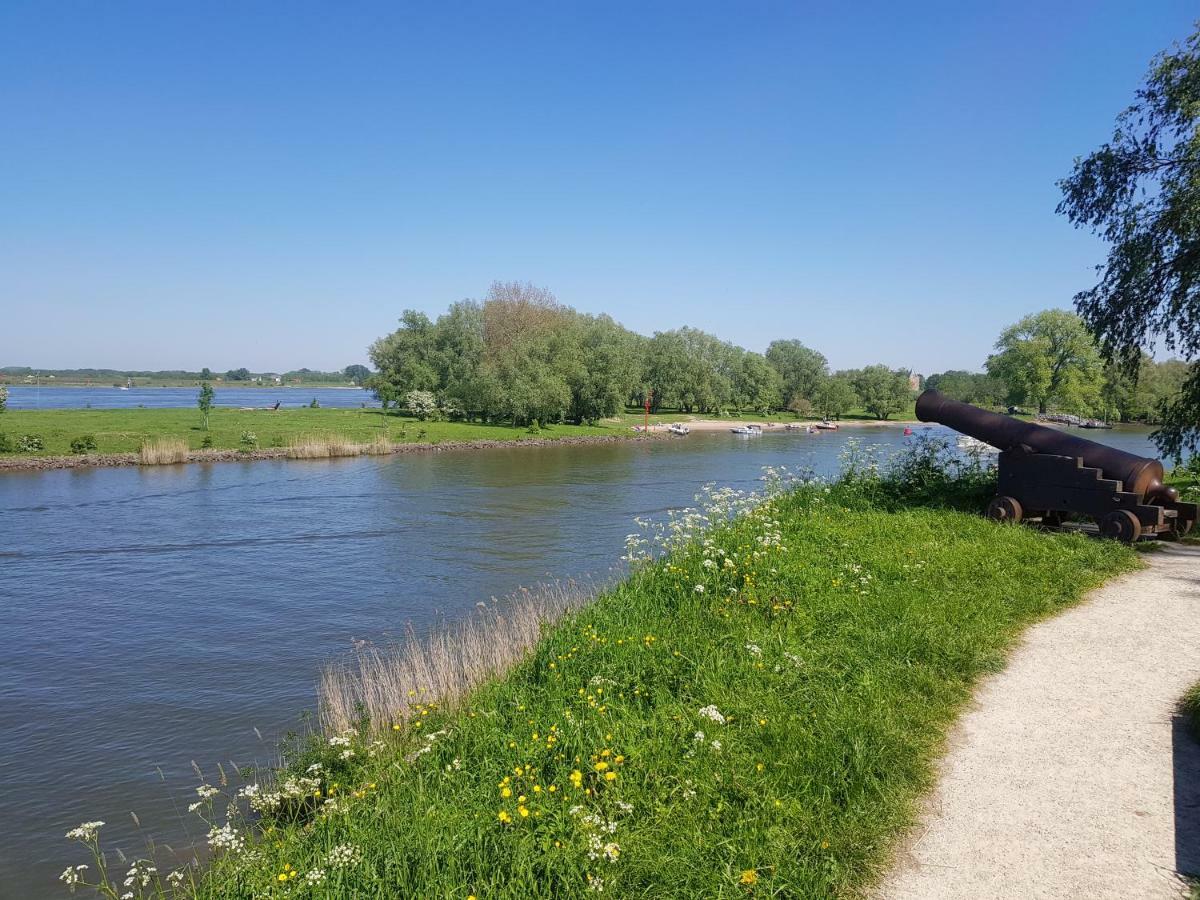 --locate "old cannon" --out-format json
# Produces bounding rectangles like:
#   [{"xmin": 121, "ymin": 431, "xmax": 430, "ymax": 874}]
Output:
[{"xmin": 915, "ymin": 389, "xmax": 1197, "ymax": 542}]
